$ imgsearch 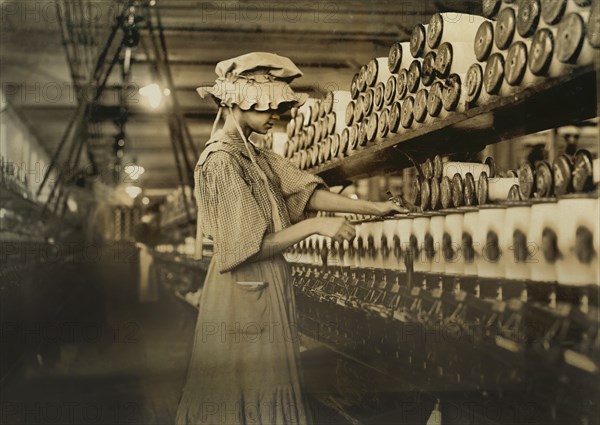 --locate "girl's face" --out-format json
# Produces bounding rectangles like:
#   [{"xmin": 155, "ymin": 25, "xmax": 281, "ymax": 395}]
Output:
[{"xmin": 241, "ymin": 109, "xmax": 280, "ymax": 134}]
